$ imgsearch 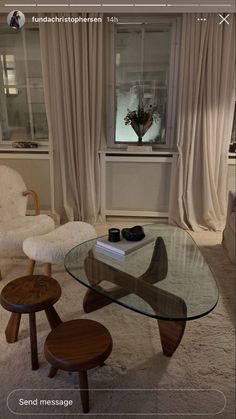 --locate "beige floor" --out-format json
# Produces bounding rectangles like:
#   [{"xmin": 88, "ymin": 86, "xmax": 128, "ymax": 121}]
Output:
[{"xmin": 0, "ymin": 223, "xmax": 235, "ymax": 418}]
